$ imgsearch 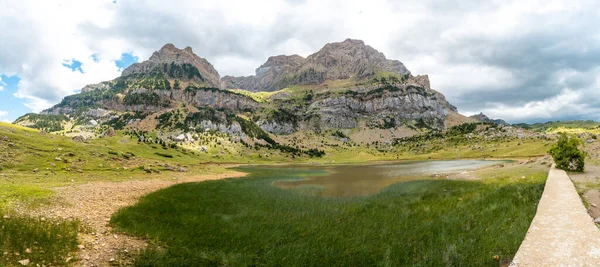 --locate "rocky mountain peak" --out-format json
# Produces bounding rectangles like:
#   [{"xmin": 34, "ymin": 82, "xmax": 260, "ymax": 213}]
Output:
[
  {"xmin": 222, "ymin": 38, "xmax": 412, "ymax": 92},
  {"xmin": 123, "ymin": 43, "xmax": 221, "ymax": 87},
  {"xmin": 255, "ymin": 55, "xmax": 305, "ymax": 76},
  {"xmin": 470, "ymin": 113, "xmax": 509, "ymax": 125},
  {"xmin": 302, "ymin": 38, "xmax": 410, "ymax": 80}
]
